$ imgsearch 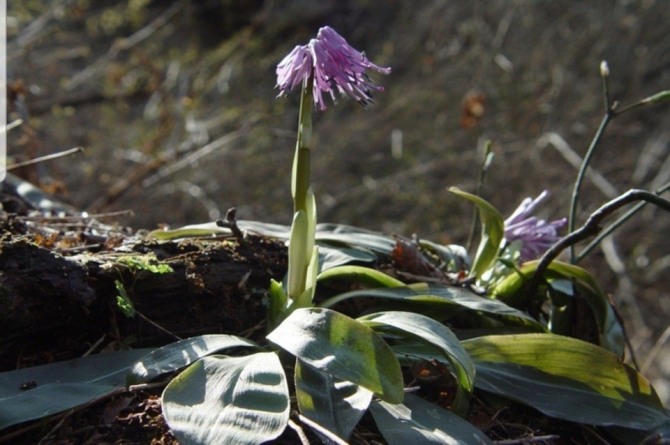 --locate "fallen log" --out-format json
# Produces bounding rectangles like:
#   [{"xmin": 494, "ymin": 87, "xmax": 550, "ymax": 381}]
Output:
[{"xmin": 0, "ymin": 223, "xmax": 287, "ymax": 371}]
